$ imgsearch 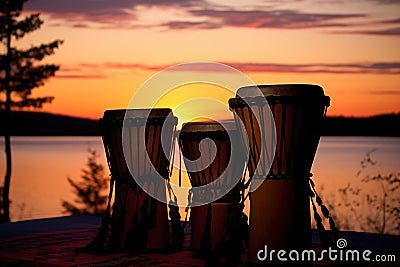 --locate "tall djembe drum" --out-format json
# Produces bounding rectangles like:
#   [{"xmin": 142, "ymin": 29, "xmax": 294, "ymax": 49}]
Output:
[
  {"xmin": 95, "ymin": 108, "xmax": 177, "ymax": 251},
  {"xmin": 178, "ymin": 121, "xmax": 246, "ymax": 253},
  {"xmin": 229, "ymin": 84, "xmax": 330, "ymax": 265}
]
